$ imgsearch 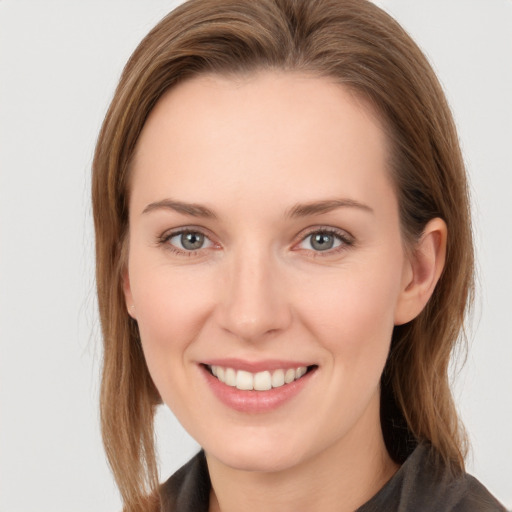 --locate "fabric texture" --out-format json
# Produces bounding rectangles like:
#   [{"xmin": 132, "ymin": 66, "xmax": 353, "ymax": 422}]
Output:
[{"xmin": 159, "ymin": 443, "xmax": 507, "ymax": 511}]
